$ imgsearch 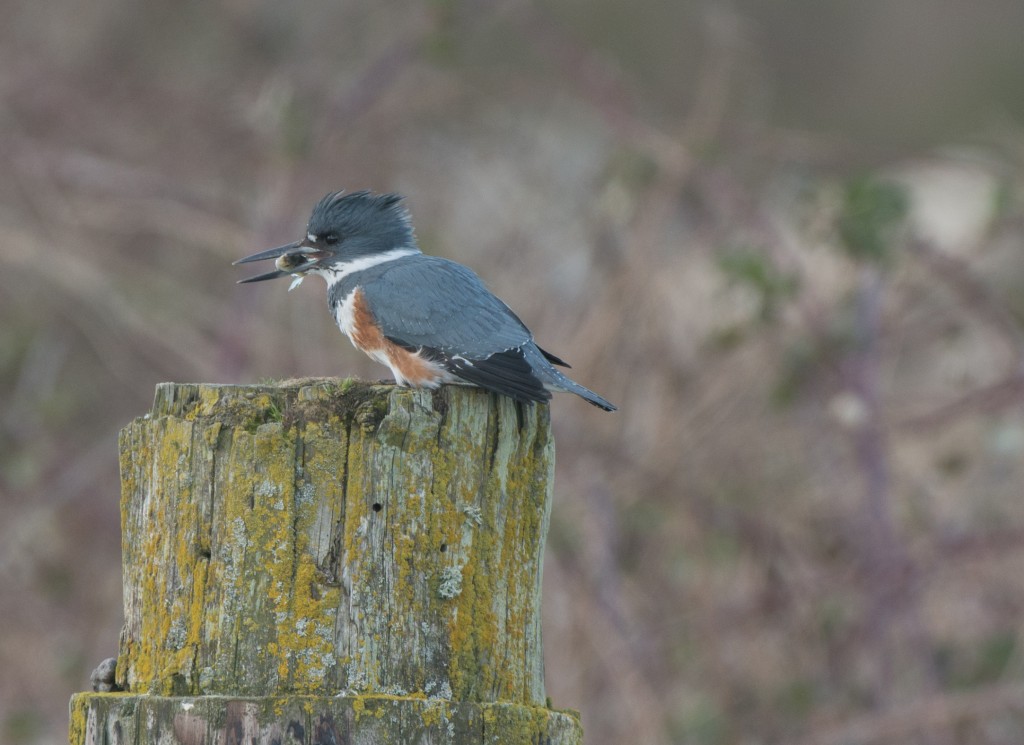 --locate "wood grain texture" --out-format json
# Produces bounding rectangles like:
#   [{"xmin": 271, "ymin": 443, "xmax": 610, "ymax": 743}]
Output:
[
  {"xmin": 70, "ymin": 693, "xmax": 583, "ymax": 745},
  {"xmin": 71, "ymin": 380, "xmax": 581, "ymax": 744}
]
